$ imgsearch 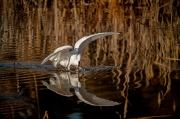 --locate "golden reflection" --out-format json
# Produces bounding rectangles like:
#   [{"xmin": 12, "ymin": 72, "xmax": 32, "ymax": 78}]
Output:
[
  {"xmin": 0, "ymin": 67, "xmax": 179, "ymax": 118},
  {"xmin": 0, "ymin": 69, "xmax": 50, "ymax": 119},
  {"xmin": 42, "ymin": 111, "xmax": 49, "ymax": 119},
  {"xmin": 122, "ymin": 69, "xmax": 131, "ymax": 118},
  {"xmin": 0, "ymin": 0, "xmax": 180, "ymax": 118}
]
